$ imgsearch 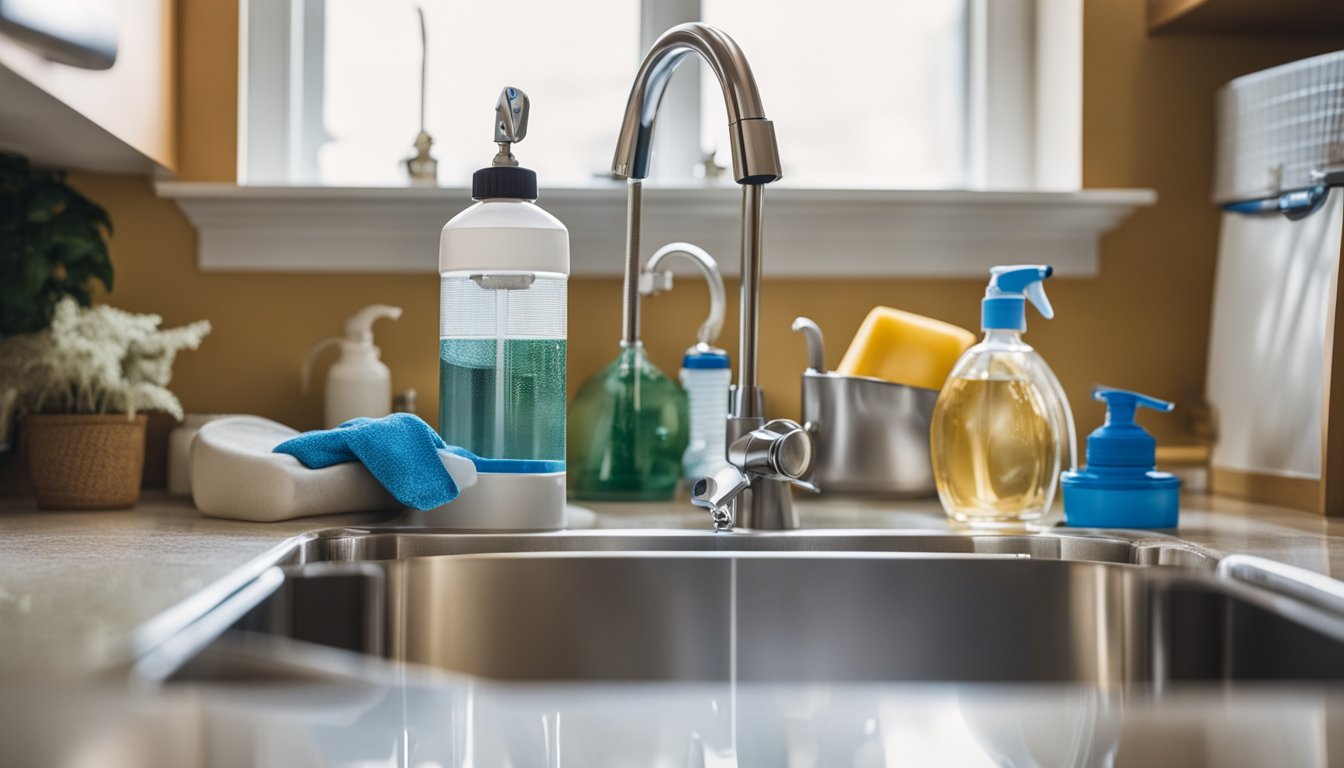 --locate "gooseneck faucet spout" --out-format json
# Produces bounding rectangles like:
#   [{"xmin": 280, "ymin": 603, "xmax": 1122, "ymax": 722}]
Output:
[
  {"xmin": 611, "ymin": 24, "xmax": 782, "ymax": 185},
  {"xmin": 612, "ymin": 23, "xmax": 808, "ymax": 530}
]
